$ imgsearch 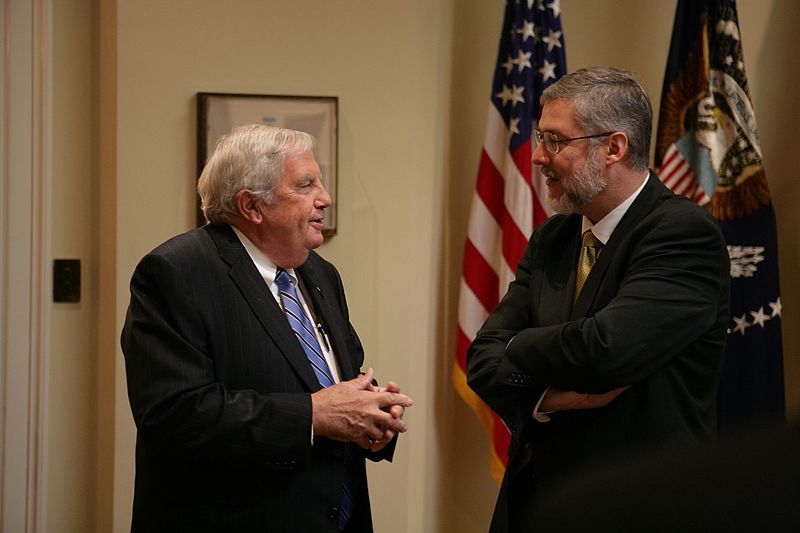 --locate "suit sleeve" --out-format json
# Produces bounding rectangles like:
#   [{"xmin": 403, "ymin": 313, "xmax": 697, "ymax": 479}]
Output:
[
  {"xmin": 466, "ymin": 227, "xmax": 549, "ymax": 429},
  {"xmin": 121, "ymin": 251, "xmax": 312, "ymax": 465},
  {"xmin": 469, "ymin": 200, "xmax": 729, "ymax": 405}
]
